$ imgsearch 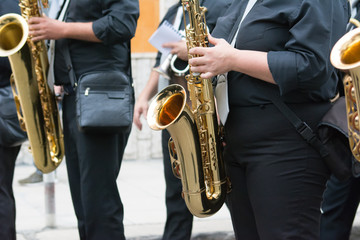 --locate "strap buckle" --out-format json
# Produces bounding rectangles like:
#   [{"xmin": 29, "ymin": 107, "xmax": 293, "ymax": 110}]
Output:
[{"xmin": 297, "ymin": 122, "xmax": 315, "ymax": 143}]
